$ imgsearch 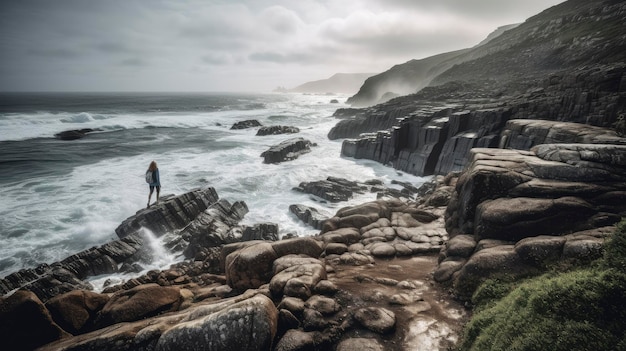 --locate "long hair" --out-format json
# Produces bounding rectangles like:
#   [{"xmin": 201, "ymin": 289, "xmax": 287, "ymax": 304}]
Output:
[{"xmin": 148, "ymin": 160, "xmax": 158, "ymax": 171}]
